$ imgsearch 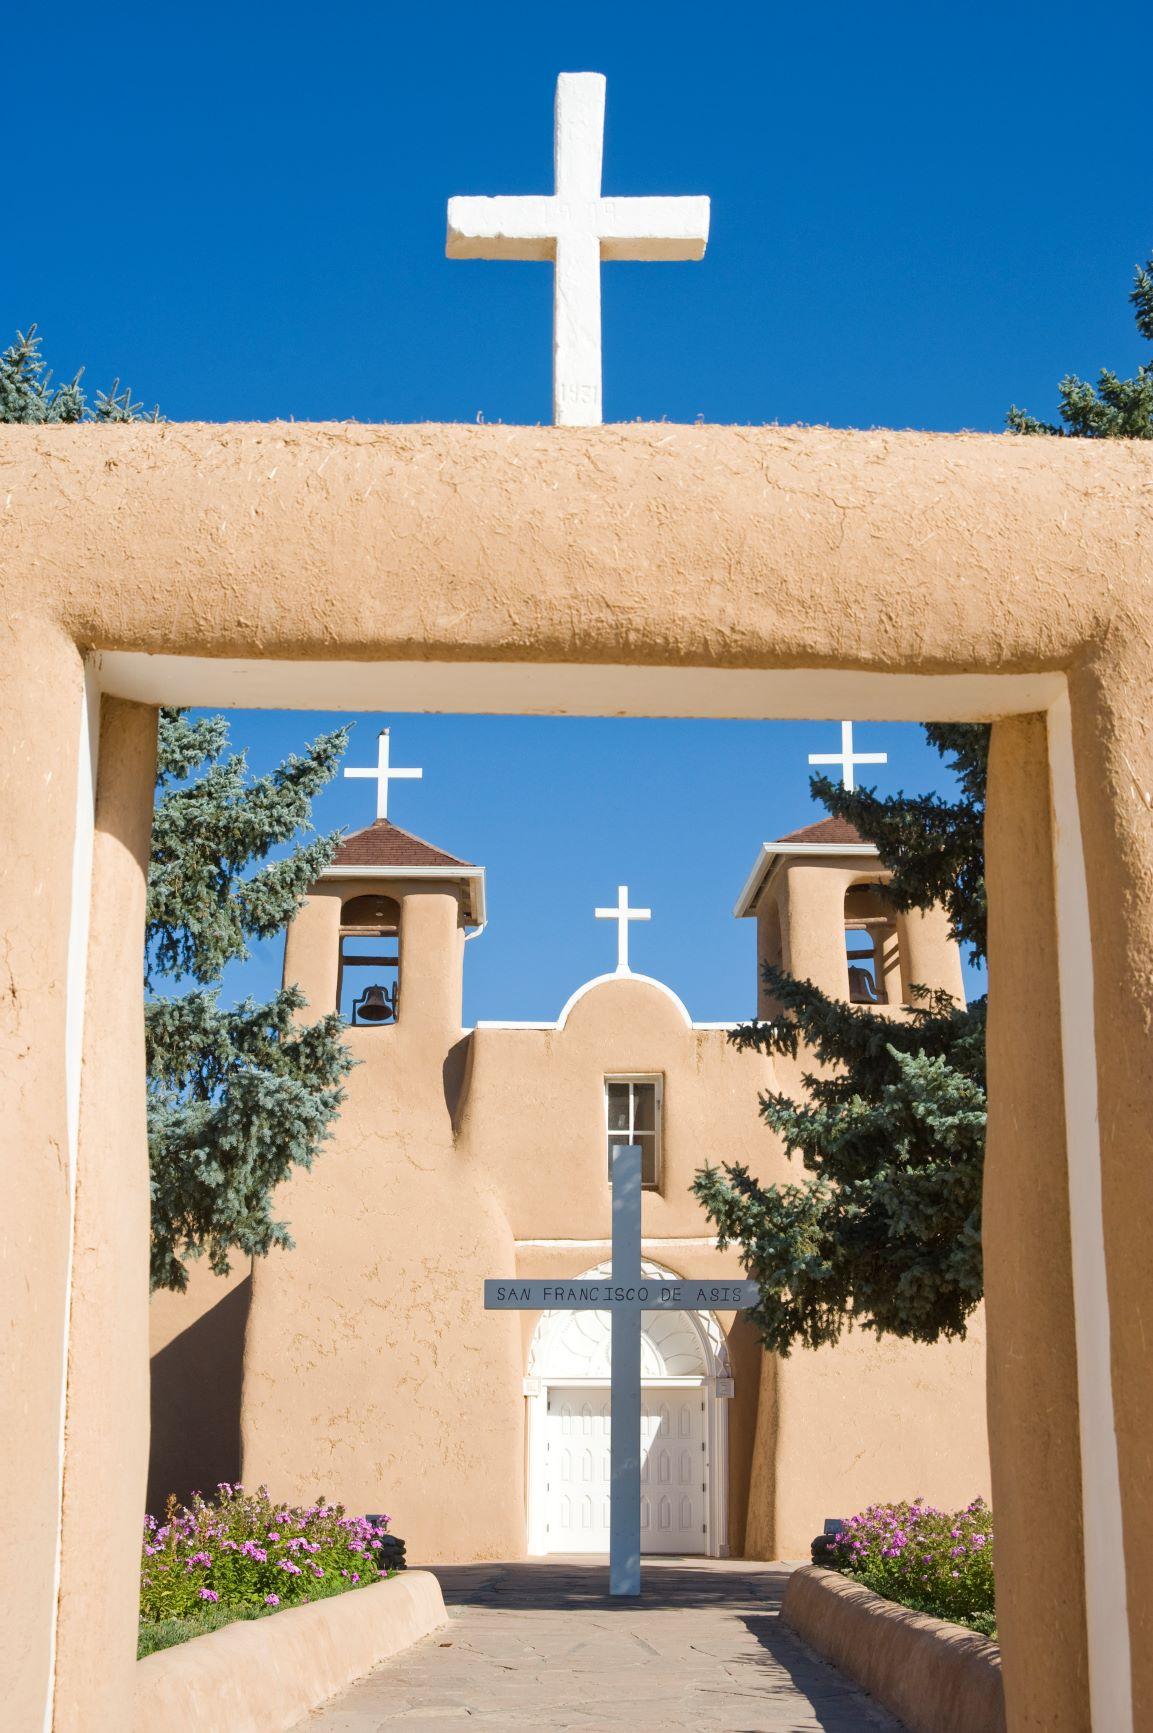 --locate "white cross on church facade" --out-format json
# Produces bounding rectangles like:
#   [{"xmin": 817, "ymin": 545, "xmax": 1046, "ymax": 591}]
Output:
[
  {"xmin": 485, "ymin": 1145, "xmax": 759, "ymax": 1595},
  {"xmin": 808, "ymin": 720, "xmax": 888, "ymax": 792},
  {"xmin": 343, "ymin": 729, "xmax": 423, "ymax": 820},
  {"xmin": 595, "ymin": 884, "xmax": 651, "ymax": 974},
  {"xmin": 447, "ymin": 73, "xmax": 710, "ymax": 426}
]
